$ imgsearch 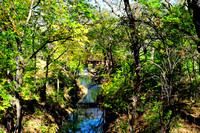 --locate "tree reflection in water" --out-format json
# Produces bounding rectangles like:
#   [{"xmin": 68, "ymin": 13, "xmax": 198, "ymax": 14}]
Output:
[{"xmin": 59, "ymin": 72, "xmax": 105, "ymax": 133}]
